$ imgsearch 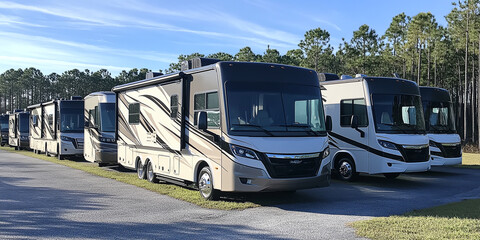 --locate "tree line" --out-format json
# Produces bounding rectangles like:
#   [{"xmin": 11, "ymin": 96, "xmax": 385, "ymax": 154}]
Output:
[{"xmin": 1, "ymin": 0, "xmax": 479, "ymax": 148}]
